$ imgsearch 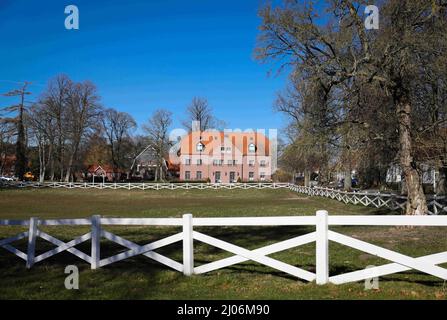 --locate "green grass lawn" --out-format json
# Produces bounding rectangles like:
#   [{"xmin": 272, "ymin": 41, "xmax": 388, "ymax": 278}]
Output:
[{"xmin": 0, "ymin": 188, "xmax": 446, "ymax": 300}]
